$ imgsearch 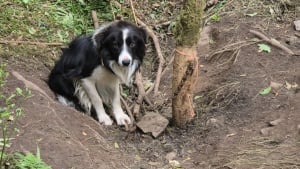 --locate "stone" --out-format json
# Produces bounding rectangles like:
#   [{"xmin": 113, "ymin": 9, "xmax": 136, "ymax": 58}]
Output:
[
  {"xmin": 268, "ymin": 118, "xmax": 282, "ymax": 126},
  {"xmin": 294, "ymin": 20, "xmax": 300, "ymax": 31},
  {"xmin": 165, "ymin": 152, "xmax": 177, "ymax": 161},
  {"xmin": 260, "ymin": 127, "xmax": 273, "ymax": 136},
  {"xmin": 137, "ymin": 112, "xmax": 169, "ymax": 138},
  {"xmin": 206, "ymin": 117, "xmax": 224, "ymax": 128}
]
